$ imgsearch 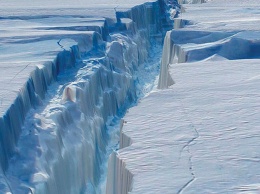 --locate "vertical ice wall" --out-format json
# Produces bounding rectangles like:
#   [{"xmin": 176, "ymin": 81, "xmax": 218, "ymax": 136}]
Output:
[
  {"xmin": 0, "ymin": 0, "xmax": 170, "ymax": 193},
  {"xmin": 157, "ymin": 31, "xmax": 175, "ymax": 89},
  {"xmin": 0, "ymin": 33, "xmax": 100, "ymax": 193},
  {"xmin": 0, "ymin": 58, "xmax": 62, "ymax": 171},
  {"xmin": 157, "ymin": 29, "xmax": 260, "ymax": 76},
  {"xmin": 106, "ymin": 1, "xmax": 177, "ymax": 194},
  {"xmin": 0, "ymin": 32, "xmax": 100, "ymax": 175},
  {"xmin": 106, "ymin": 0, "xmax": 260, "ymax": 193}
]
